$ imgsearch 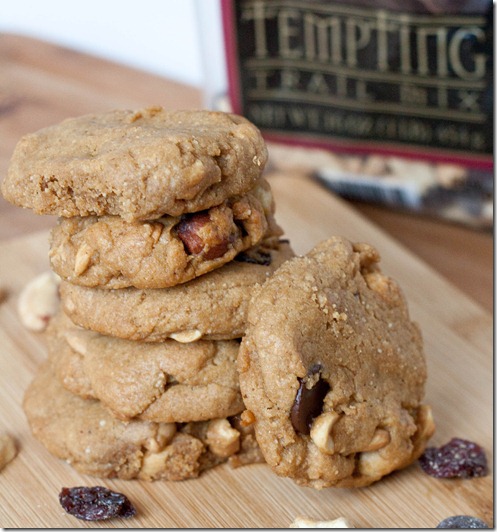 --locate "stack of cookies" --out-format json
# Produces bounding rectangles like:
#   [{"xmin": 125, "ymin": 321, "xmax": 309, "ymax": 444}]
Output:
[
  {"xmin": 4, "ymin": 106, "xmax": 435, "ymax": 491},
  {"xmin": 2, "ymin": 107, "xmax": 293, "ymax": 481}
]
